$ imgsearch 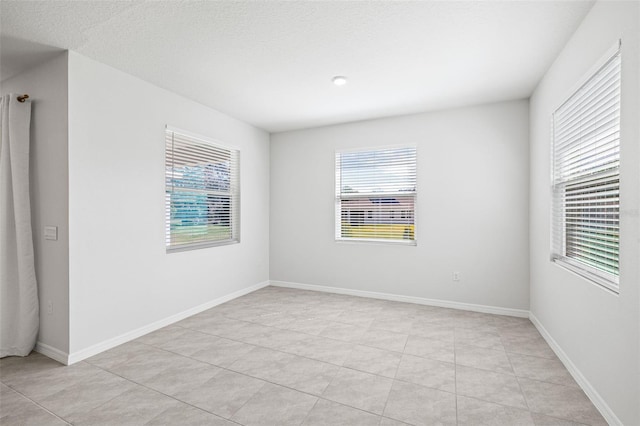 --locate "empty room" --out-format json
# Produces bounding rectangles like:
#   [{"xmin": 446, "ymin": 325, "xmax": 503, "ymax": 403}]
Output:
[{"xmin": 0, "ymin": 0, "xmax": 638, "ymax": 425}]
